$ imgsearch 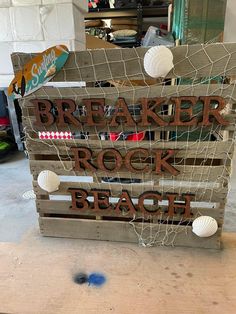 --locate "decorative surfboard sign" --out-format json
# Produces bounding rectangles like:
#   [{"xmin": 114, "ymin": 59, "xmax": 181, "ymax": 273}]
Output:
[{"xmin": 8, "ymin": 45, "xmax": 69, "ymax": 99}]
